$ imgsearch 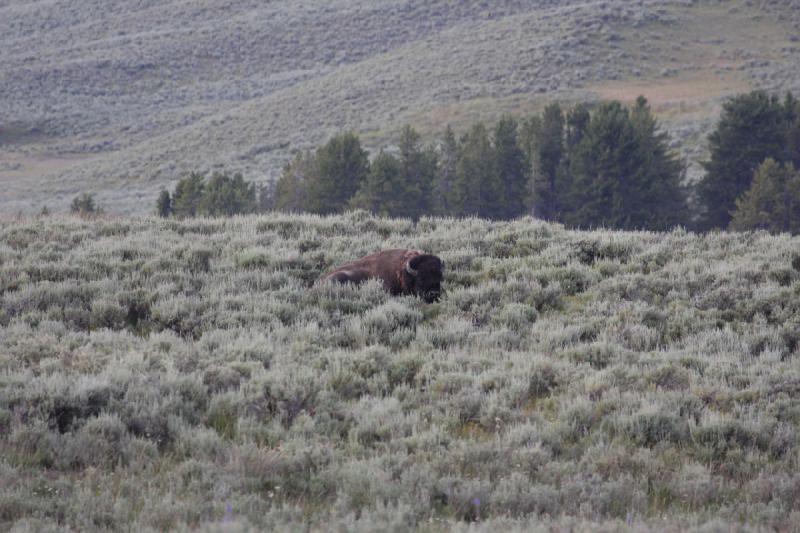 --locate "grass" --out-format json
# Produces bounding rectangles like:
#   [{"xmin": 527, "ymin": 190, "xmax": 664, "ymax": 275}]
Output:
[{"xmin": 1, "ymin": 211, "xmax": 799, "ymax": 530}]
